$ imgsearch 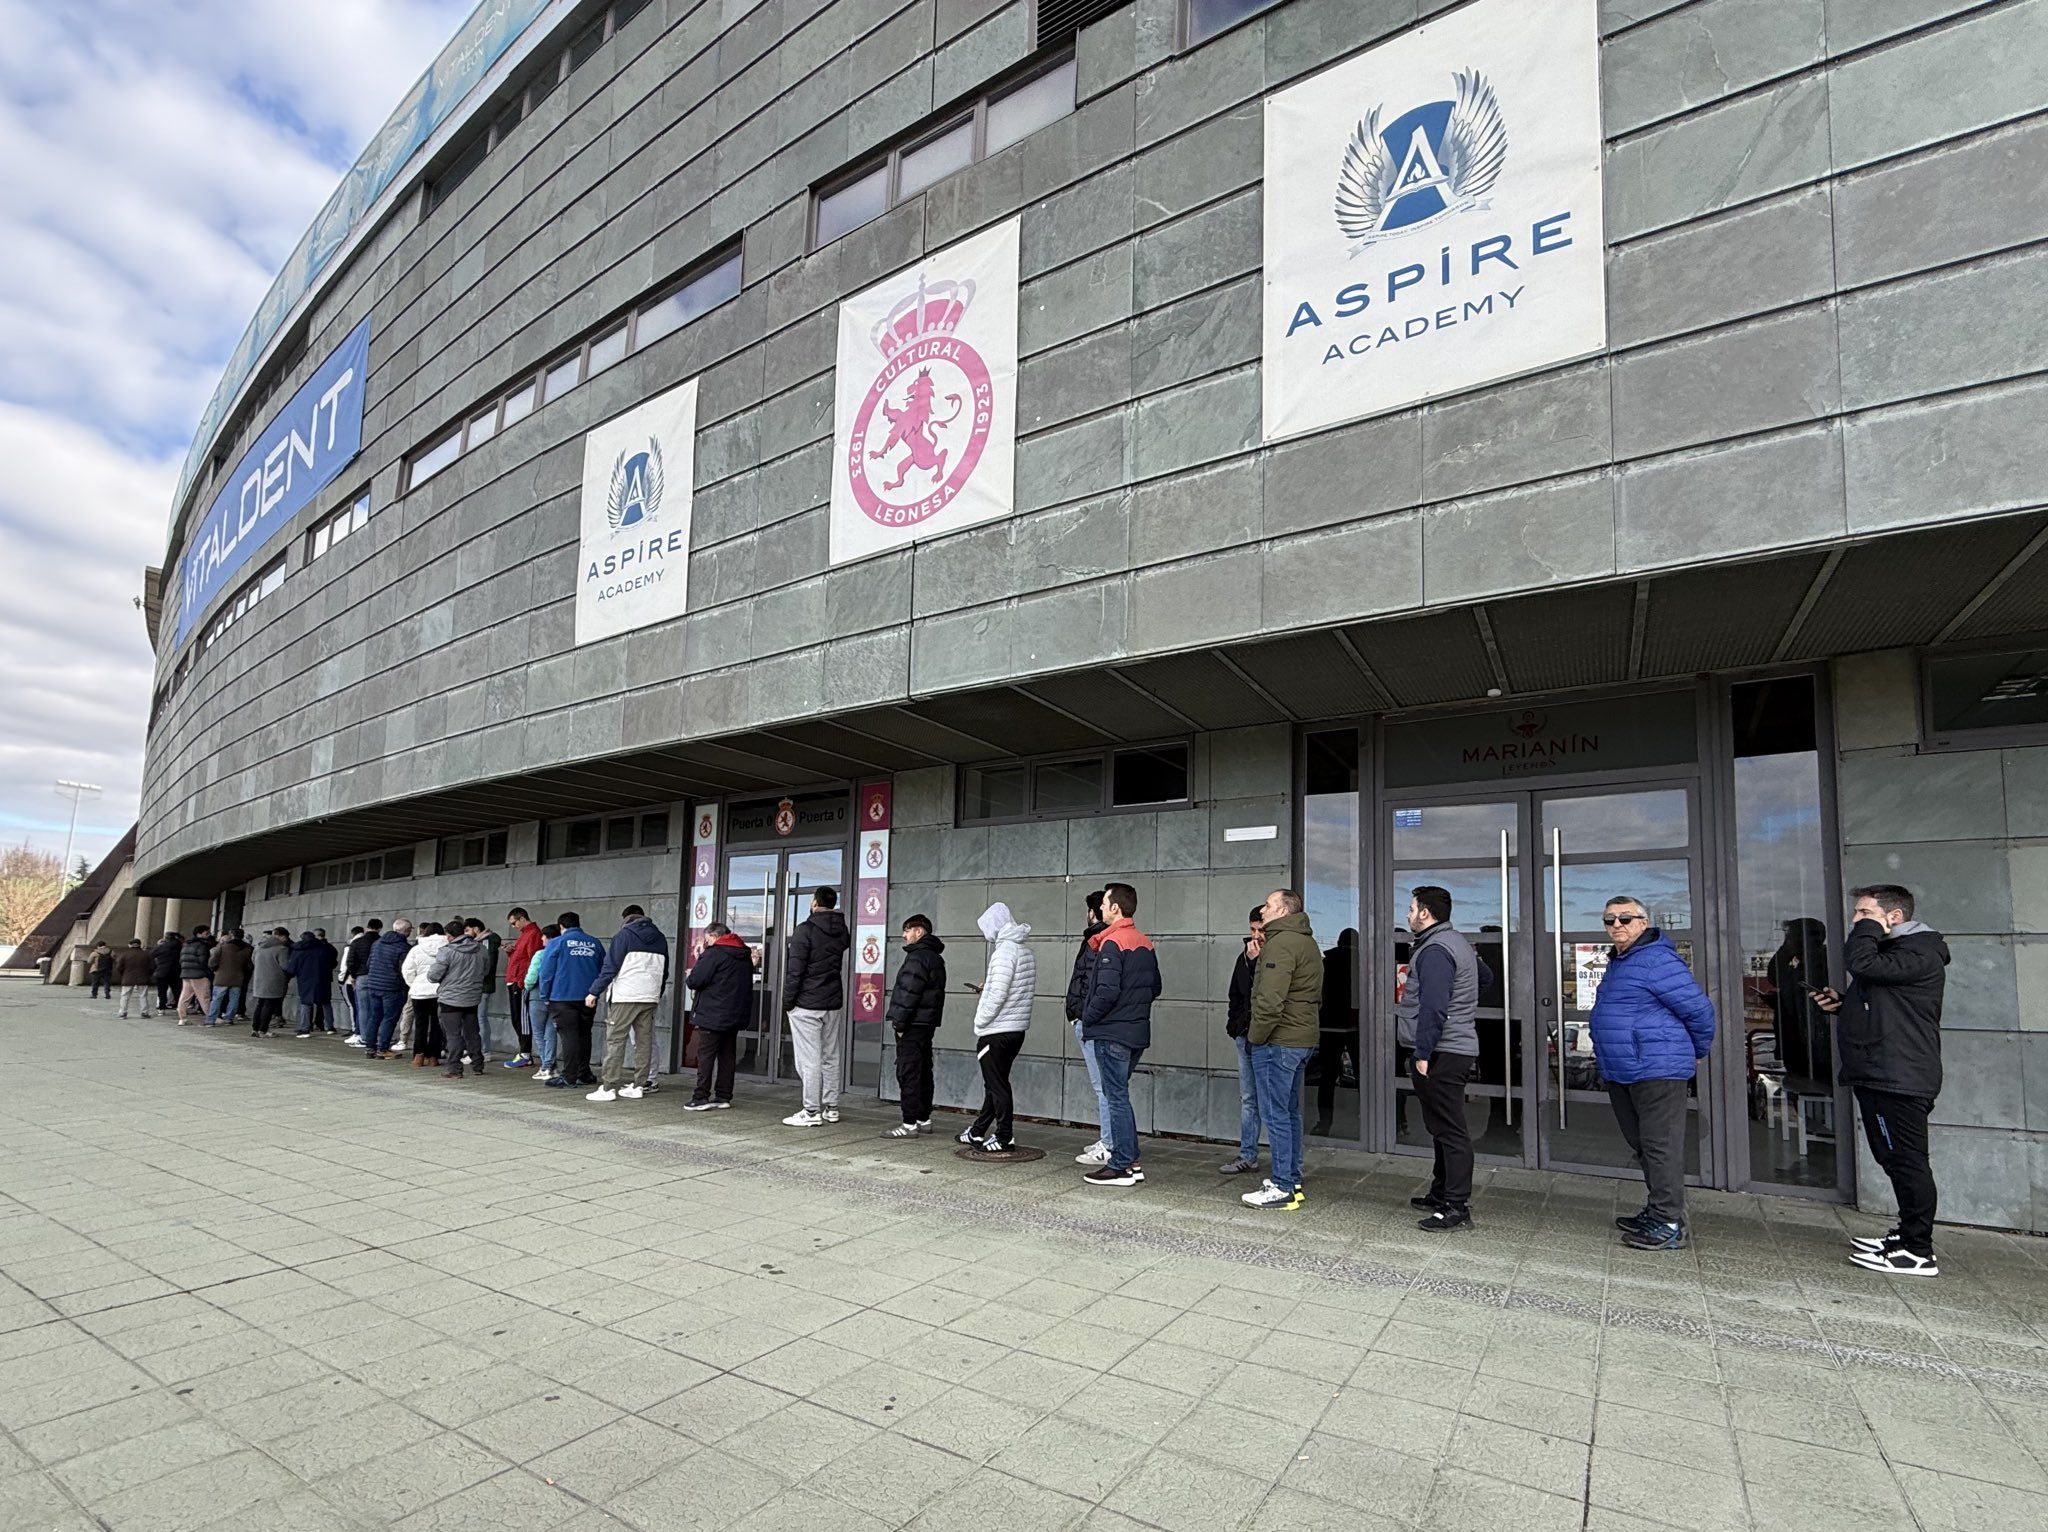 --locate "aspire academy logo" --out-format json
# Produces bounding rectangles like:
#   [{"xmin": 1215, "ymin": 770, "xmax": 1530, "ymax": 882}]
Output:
[
  {"xmin": 1336, "ymin": 69, "xmax": 1507, "ymax": 251},
  {"xmin": 845, "ymin": 272, "xmax": 993, "ymax": 530},
  {"xmin": 606, "ymin": 437, "xmax": 664, "ymax": 532}
]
